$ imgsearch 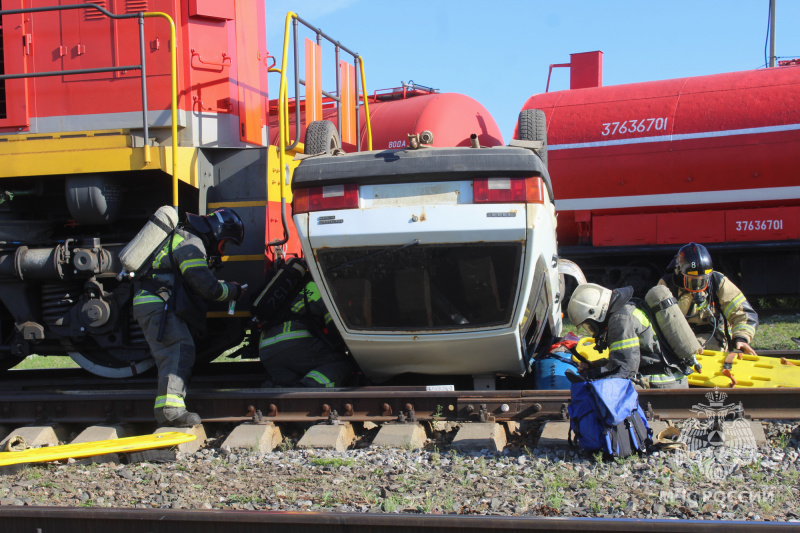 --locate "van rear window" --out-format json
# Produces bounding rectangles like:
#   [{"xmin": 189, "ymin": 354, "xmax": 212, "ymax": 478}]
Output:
[{"xmin": 318, "ymin": 243, "xmax": 522, "ymax": 330}]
